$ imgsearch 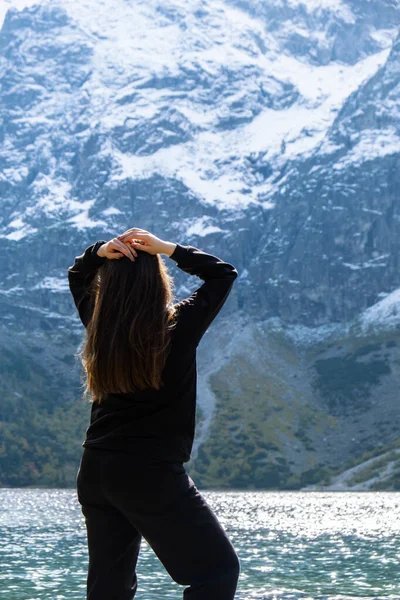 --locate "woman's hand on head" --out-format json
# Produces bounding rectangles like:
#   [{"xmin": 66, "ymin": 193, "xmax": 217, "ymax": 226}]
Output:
[
  {"xmin": 97, "ymin": 238, "xmax": 138, "ymax": 261},
  {"xmin": 116, "ymin": 228, "xmax": 168, "ymax": 256}
]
